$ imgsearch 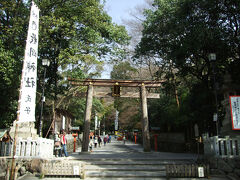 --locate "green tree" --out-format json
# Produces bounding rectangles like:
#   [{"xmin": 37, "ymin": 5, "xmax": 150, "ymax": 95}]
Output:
[
  {"xmin": 137, "ymin": 0, "xmax": 240, "ymax": 79},
  {"xmin": 38, "ymin": 0, "xmax": 129, "ymax": 134},
  {"xmin": 110, "ymin": 61, "xmax": 141, "ymax": 131},
  {"xmin": 135, "ymin": 0, "xmax": 240, "ymax": 135},
  {"xmin": 111, "ymin": 61, "xmax": 137, "ymax": 80},
  {"xmin": 0, "ymin": 0, "xmax": 129, "ymax": 131},
  {"xmin": 0, "ymin": 0, "xmax": 29, "ymax": 128}
]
